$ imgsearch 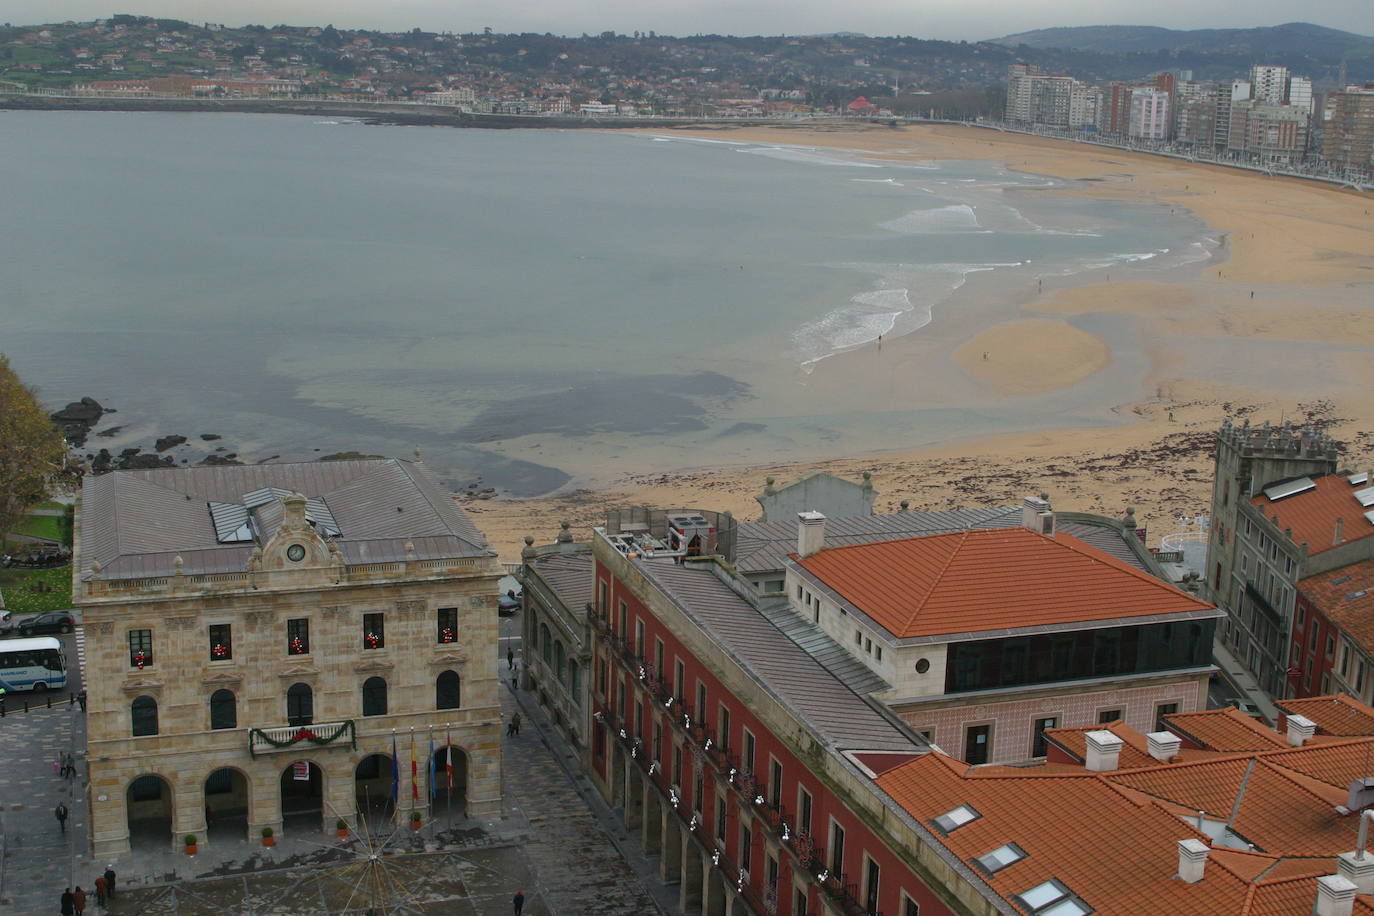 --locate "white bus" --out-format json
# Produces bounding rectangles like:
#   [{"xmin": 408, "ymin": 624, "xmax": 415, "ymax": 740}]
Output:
[{"xmin": 0, "ymin": 637, "xmax": 68, "ymax": 692}]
